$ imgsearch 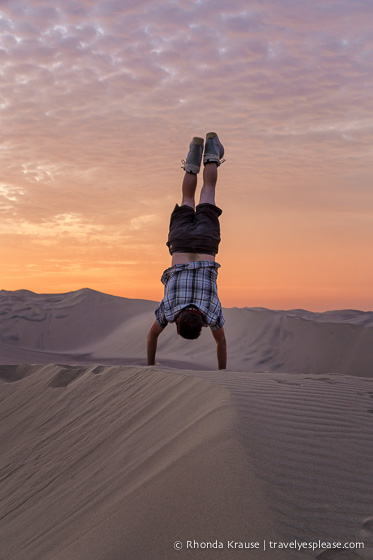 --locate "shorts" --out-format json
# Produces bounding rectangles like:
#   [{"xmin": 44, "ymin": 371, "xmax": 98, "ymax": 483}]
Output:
[{"xmin": 166, "ymin": 203, "xmax": 222, "ymax": 255}]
